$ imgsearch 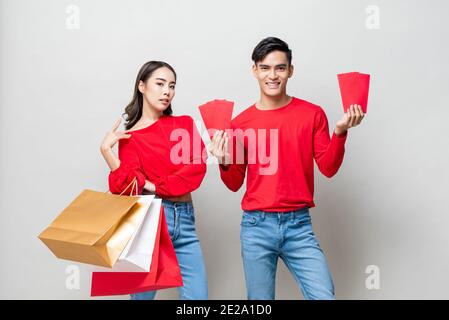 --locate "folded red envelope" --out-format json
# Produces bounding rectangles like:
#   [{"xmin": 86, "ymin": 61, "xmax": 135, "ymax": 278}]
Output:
[
  {"xmin": 337, "ymin": 72, "xmax": 370, "ymax": 113},
  {"xmin": 198, "ymin": 99, "xmax": 234, "ymax": 139}
]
